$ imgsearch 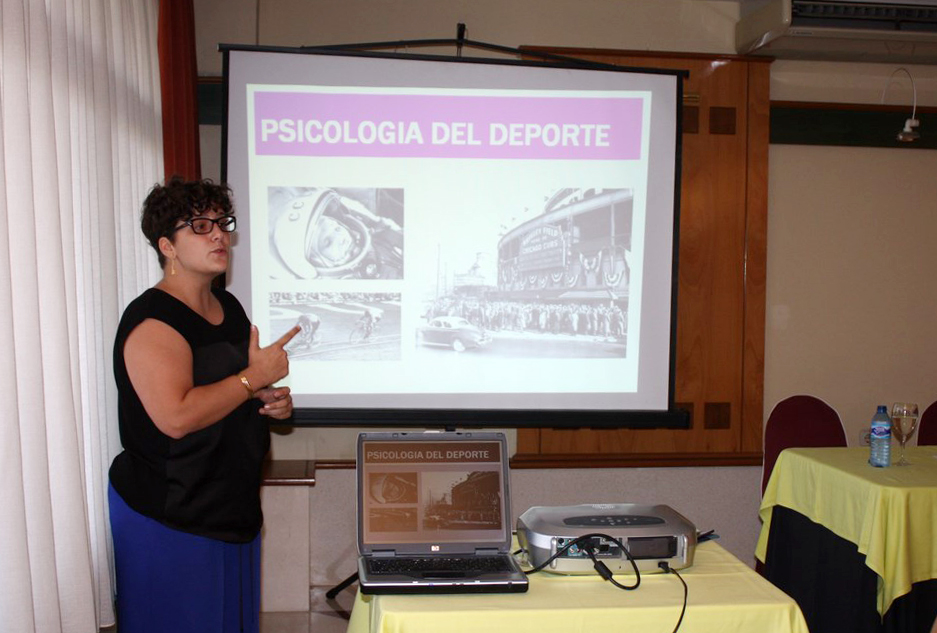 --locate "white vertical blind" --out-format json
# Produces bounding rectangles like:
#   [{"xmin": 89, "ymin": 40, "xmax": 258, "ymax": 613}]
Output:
[{"xmin": 0, "ymin": 0, "xmax": 163, "ymax": 630}]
